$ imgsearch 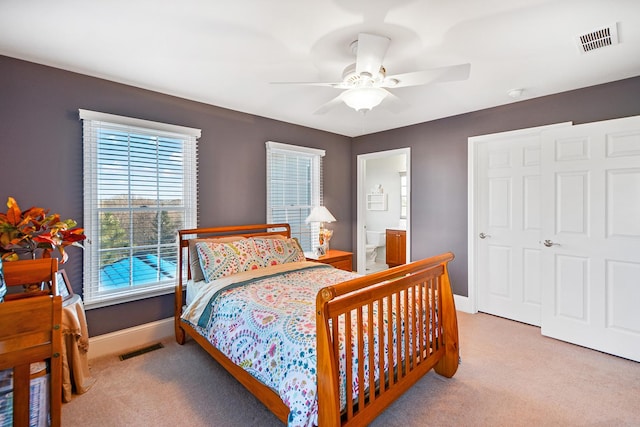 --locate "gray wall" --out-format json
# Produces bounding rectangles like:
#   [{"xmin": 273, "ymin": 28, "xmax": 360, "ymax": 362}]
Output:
[
  {"xmin": 2, "ymin": 54, "xmax": 638, "ymax": 334},
  {"xmin": 0, "ymin": 55, "xmax": 351, "ymax": 335},
  {"xmin": 352, "ymin": 76, "xmax": 640, "ymax": 296}
]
